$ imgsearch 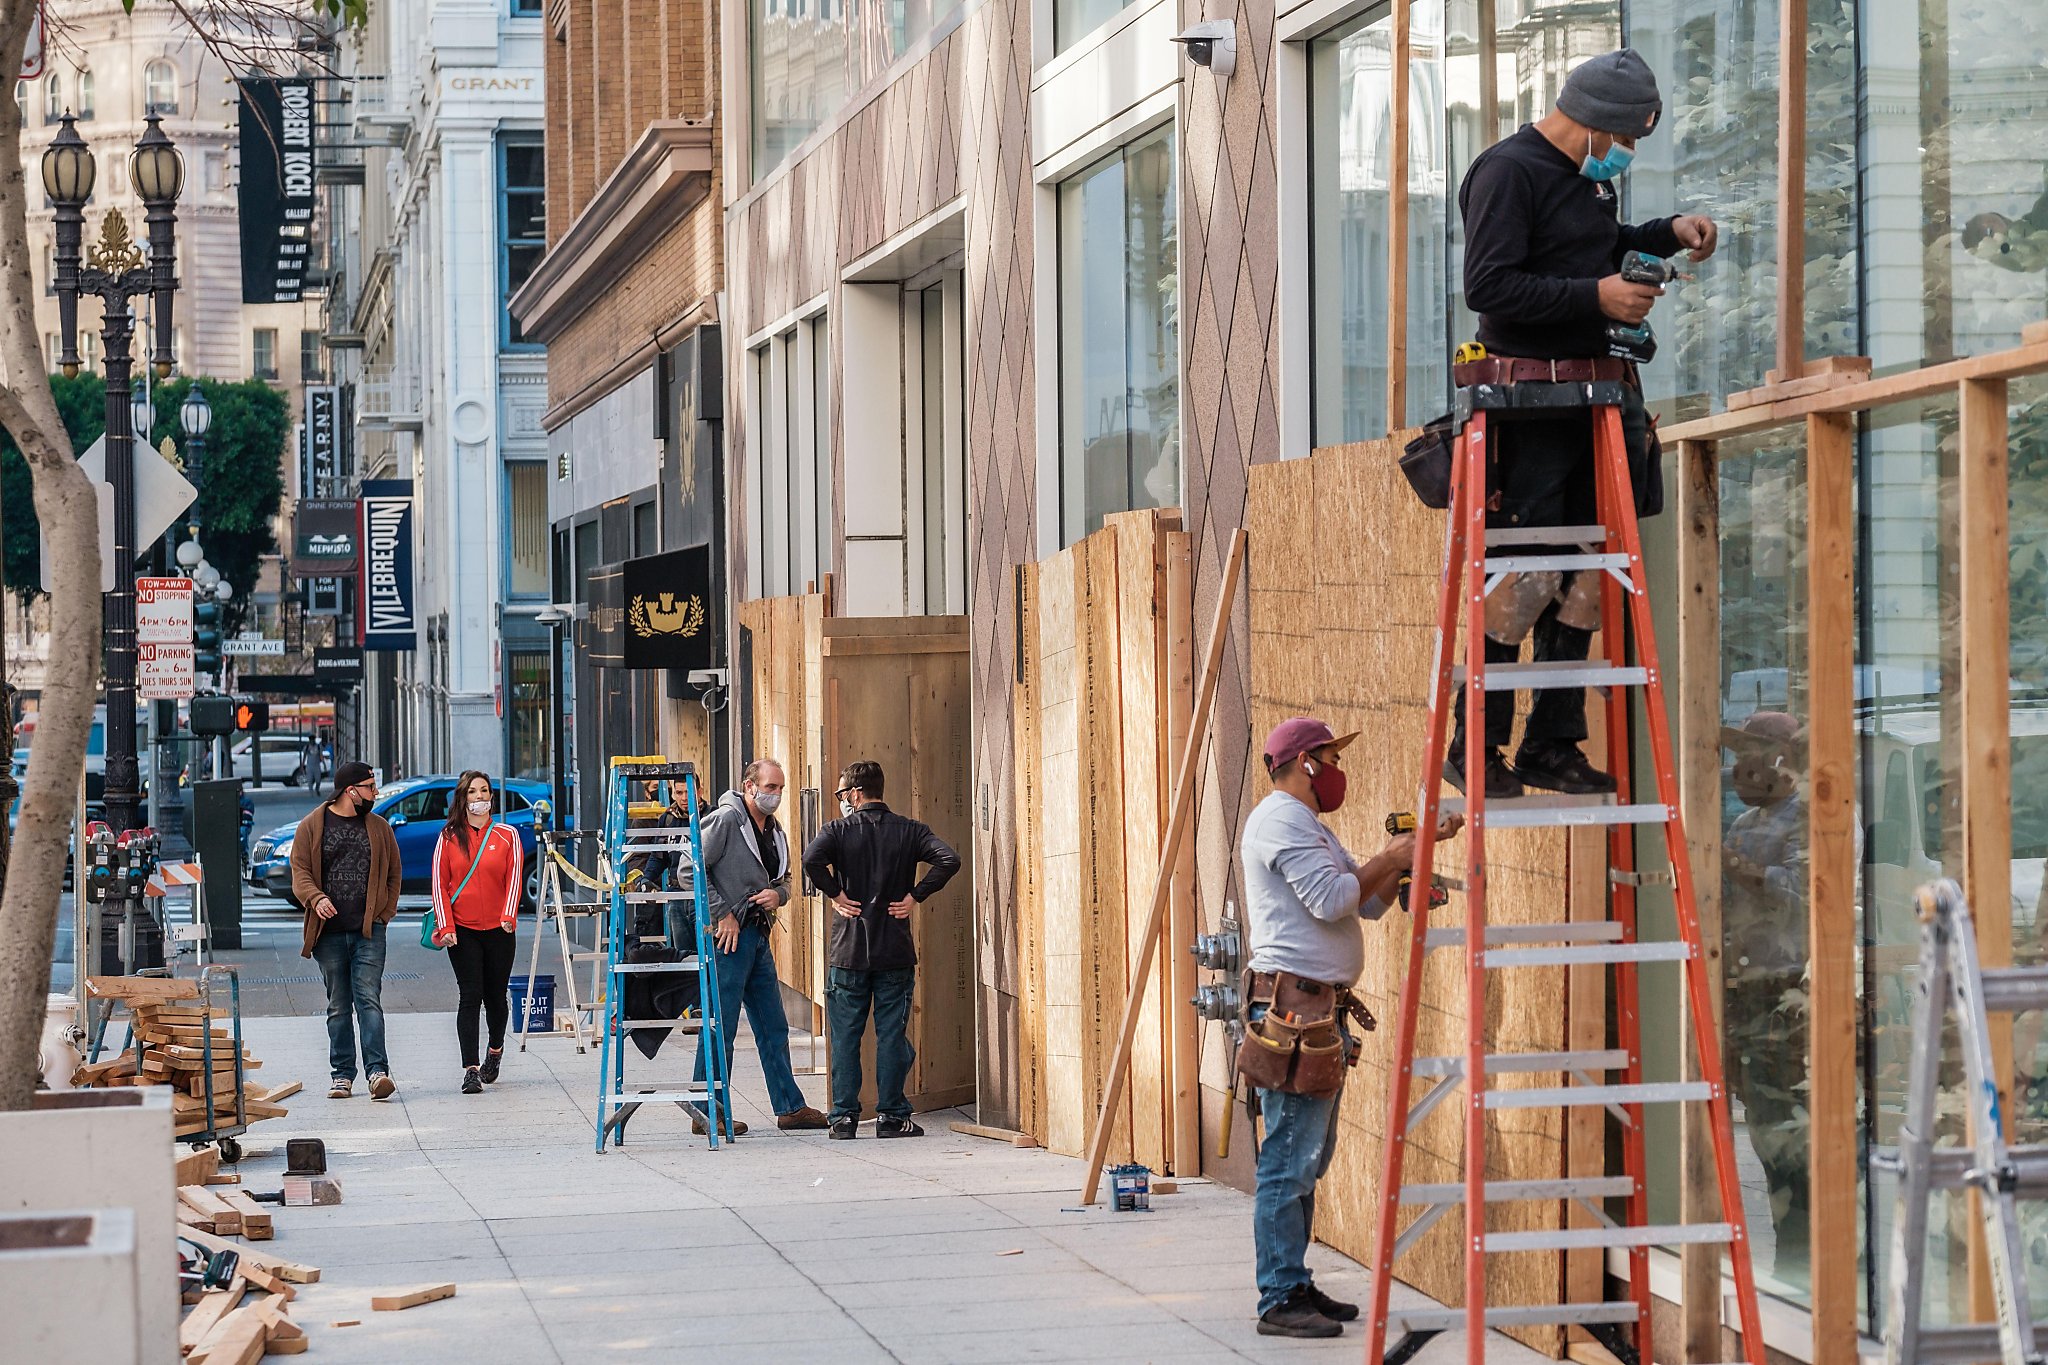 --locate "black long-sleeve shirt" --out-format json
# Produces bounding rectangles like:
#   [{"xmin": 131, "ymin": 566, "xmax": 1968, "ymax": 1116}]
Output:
[
  {"xmin": 1459, "ymin": 124, "xmax": 1683, "ymax": 360},
  {"xmin": 802, "ymin": 802, "xmax": 961, "ymax": 972}
]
